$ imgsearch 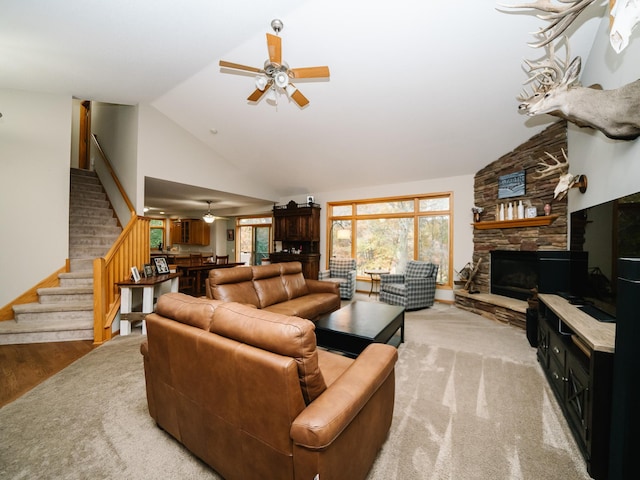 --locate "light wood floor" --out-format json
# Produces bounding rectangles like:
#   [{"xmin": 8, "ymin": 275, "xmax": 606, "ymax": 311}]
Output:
[{"xmin": 0, "ymin": 340, "xmax": 96, "ymax": 408}]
